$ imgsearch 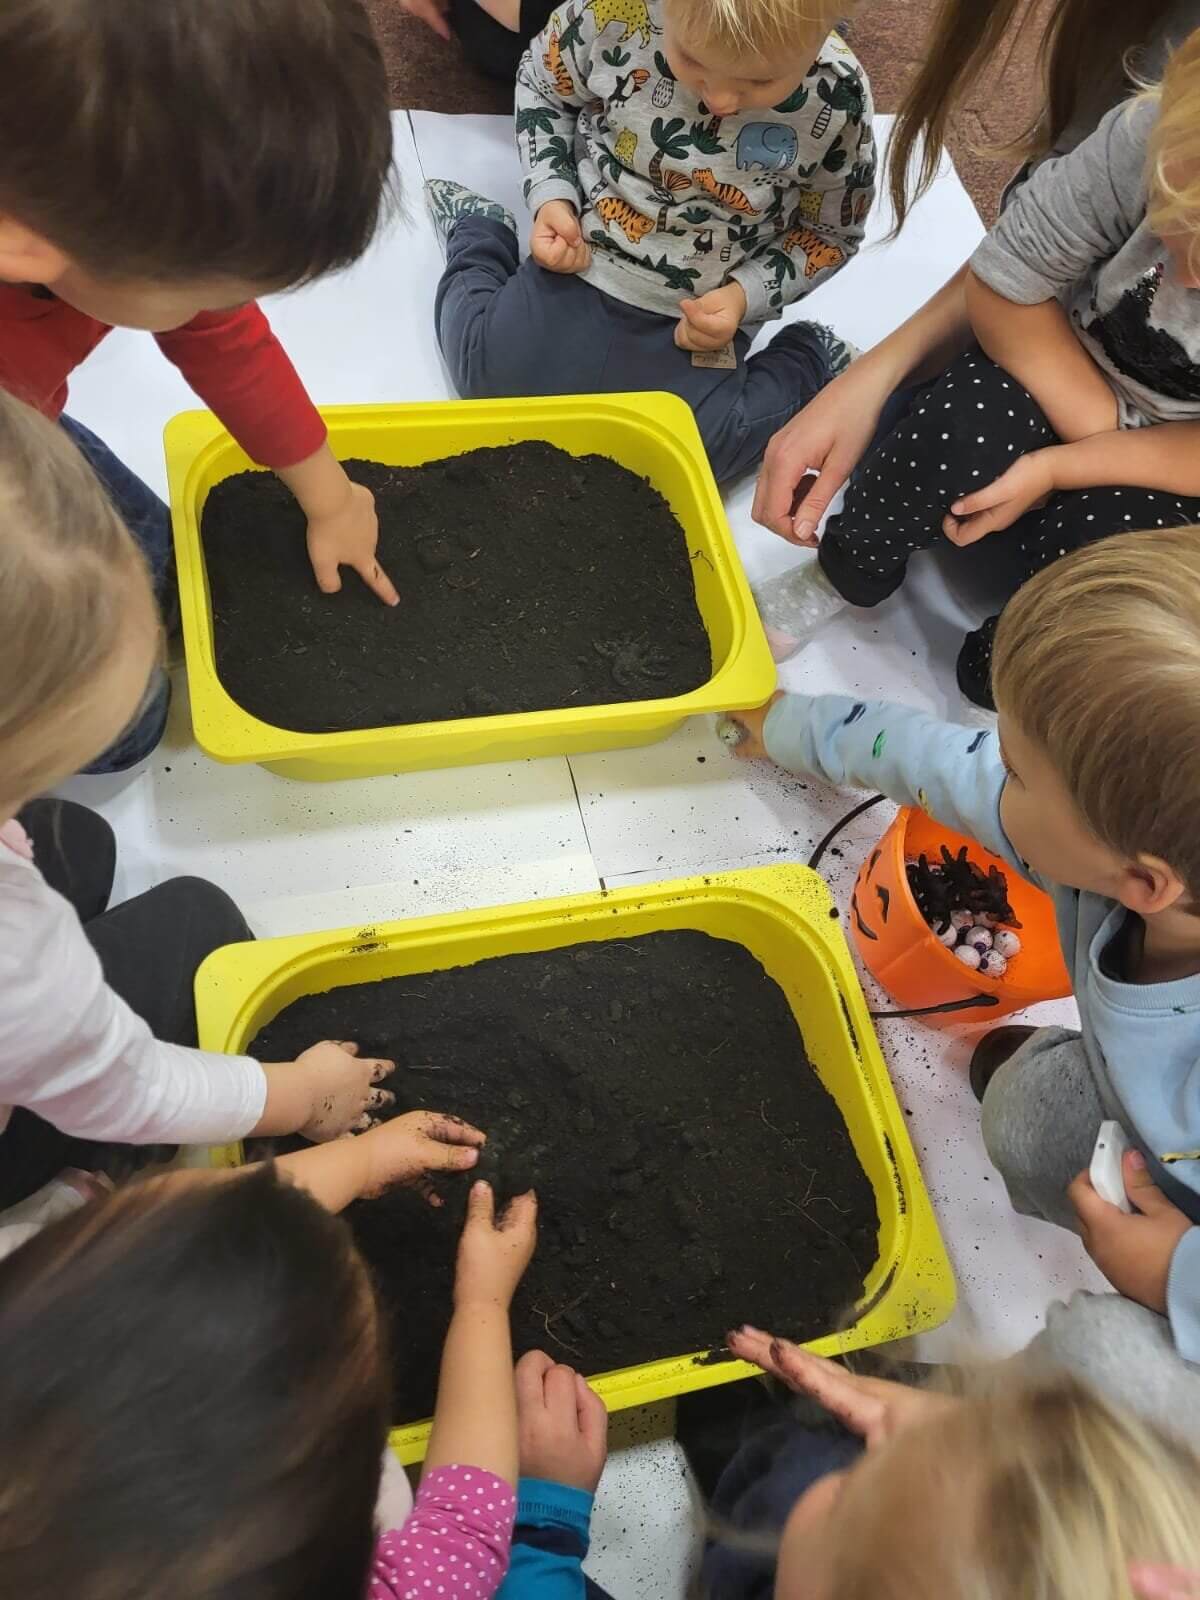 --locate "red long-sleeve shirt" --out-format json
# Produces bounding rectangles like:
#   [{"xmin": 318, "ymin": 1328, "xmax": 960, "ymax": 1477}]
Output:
[{"xmin": 0, "ymin": 284, "xmax": 327, "ymax": 469}]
